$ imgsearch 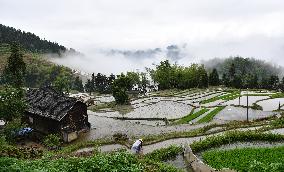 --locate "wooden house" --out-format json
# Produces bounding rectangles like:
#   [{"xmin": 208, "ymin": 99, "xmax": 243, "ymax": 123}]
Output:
[{"xmin": 25, "ymin": 87, "xmax": 90, "ymax": 142}]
